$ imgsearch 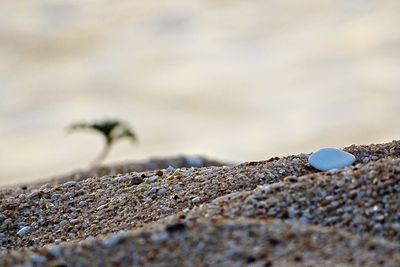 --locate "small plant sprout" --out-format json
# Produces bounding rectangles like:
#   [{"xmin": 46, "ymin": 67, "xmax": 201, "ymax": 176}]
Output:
[{"xmin": 68, "ymin": 119, "xmax": 138, "ymax": 166}]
